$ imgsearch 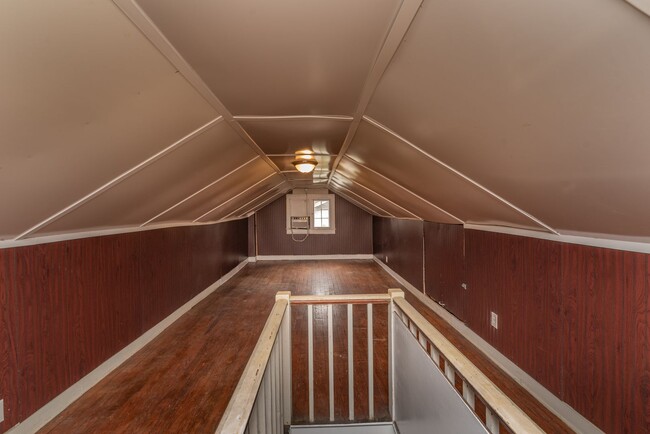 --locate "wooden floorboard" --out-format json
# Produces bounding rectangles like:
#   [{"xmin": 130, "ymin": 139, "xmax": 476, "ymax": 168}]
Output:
[{"xmin": 38, "ymin": 260, "xmax": 572, "ymax": 433}]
